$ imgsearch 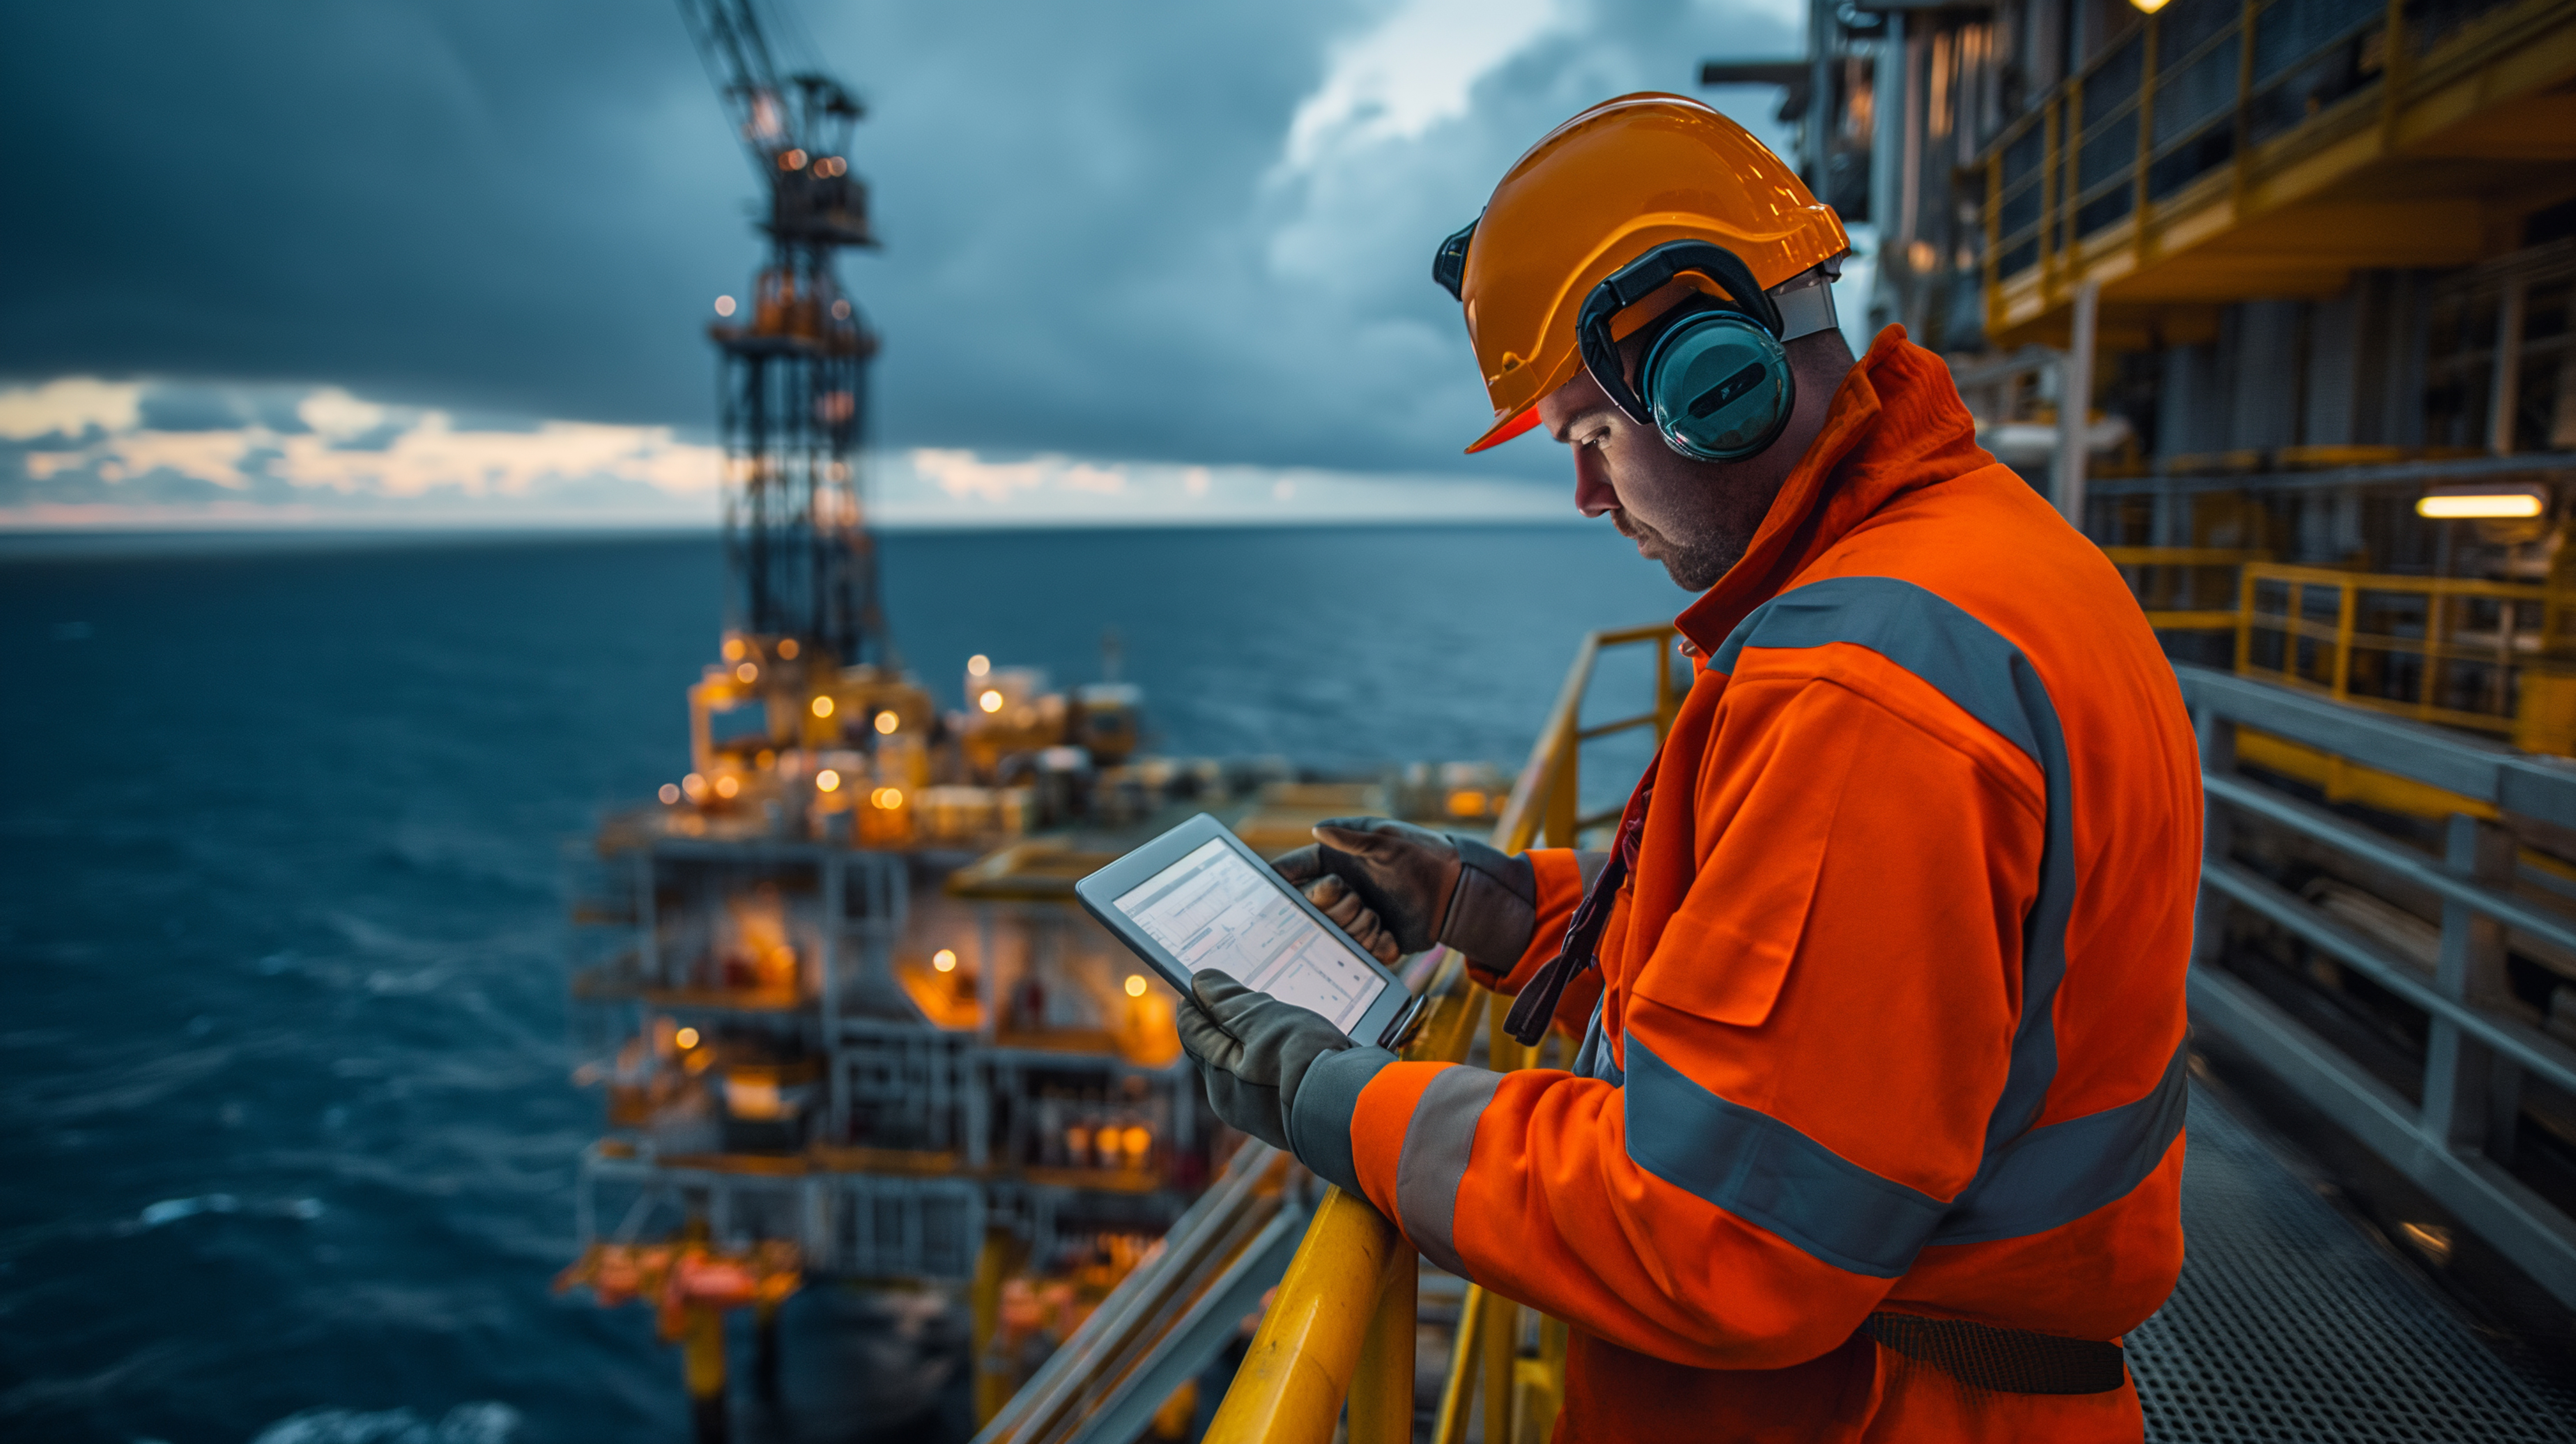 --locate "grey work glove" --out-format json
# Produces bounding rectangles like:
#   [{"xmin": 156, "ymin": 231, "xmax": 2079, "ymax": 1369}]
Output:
[
  {"xmin": 1175, "ymin": 970, "xmax": 1390, "ymax": 1196},
  {"xmin": 1272, "ymin": 816, "xmax": 1539, "ymax": 970}
]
